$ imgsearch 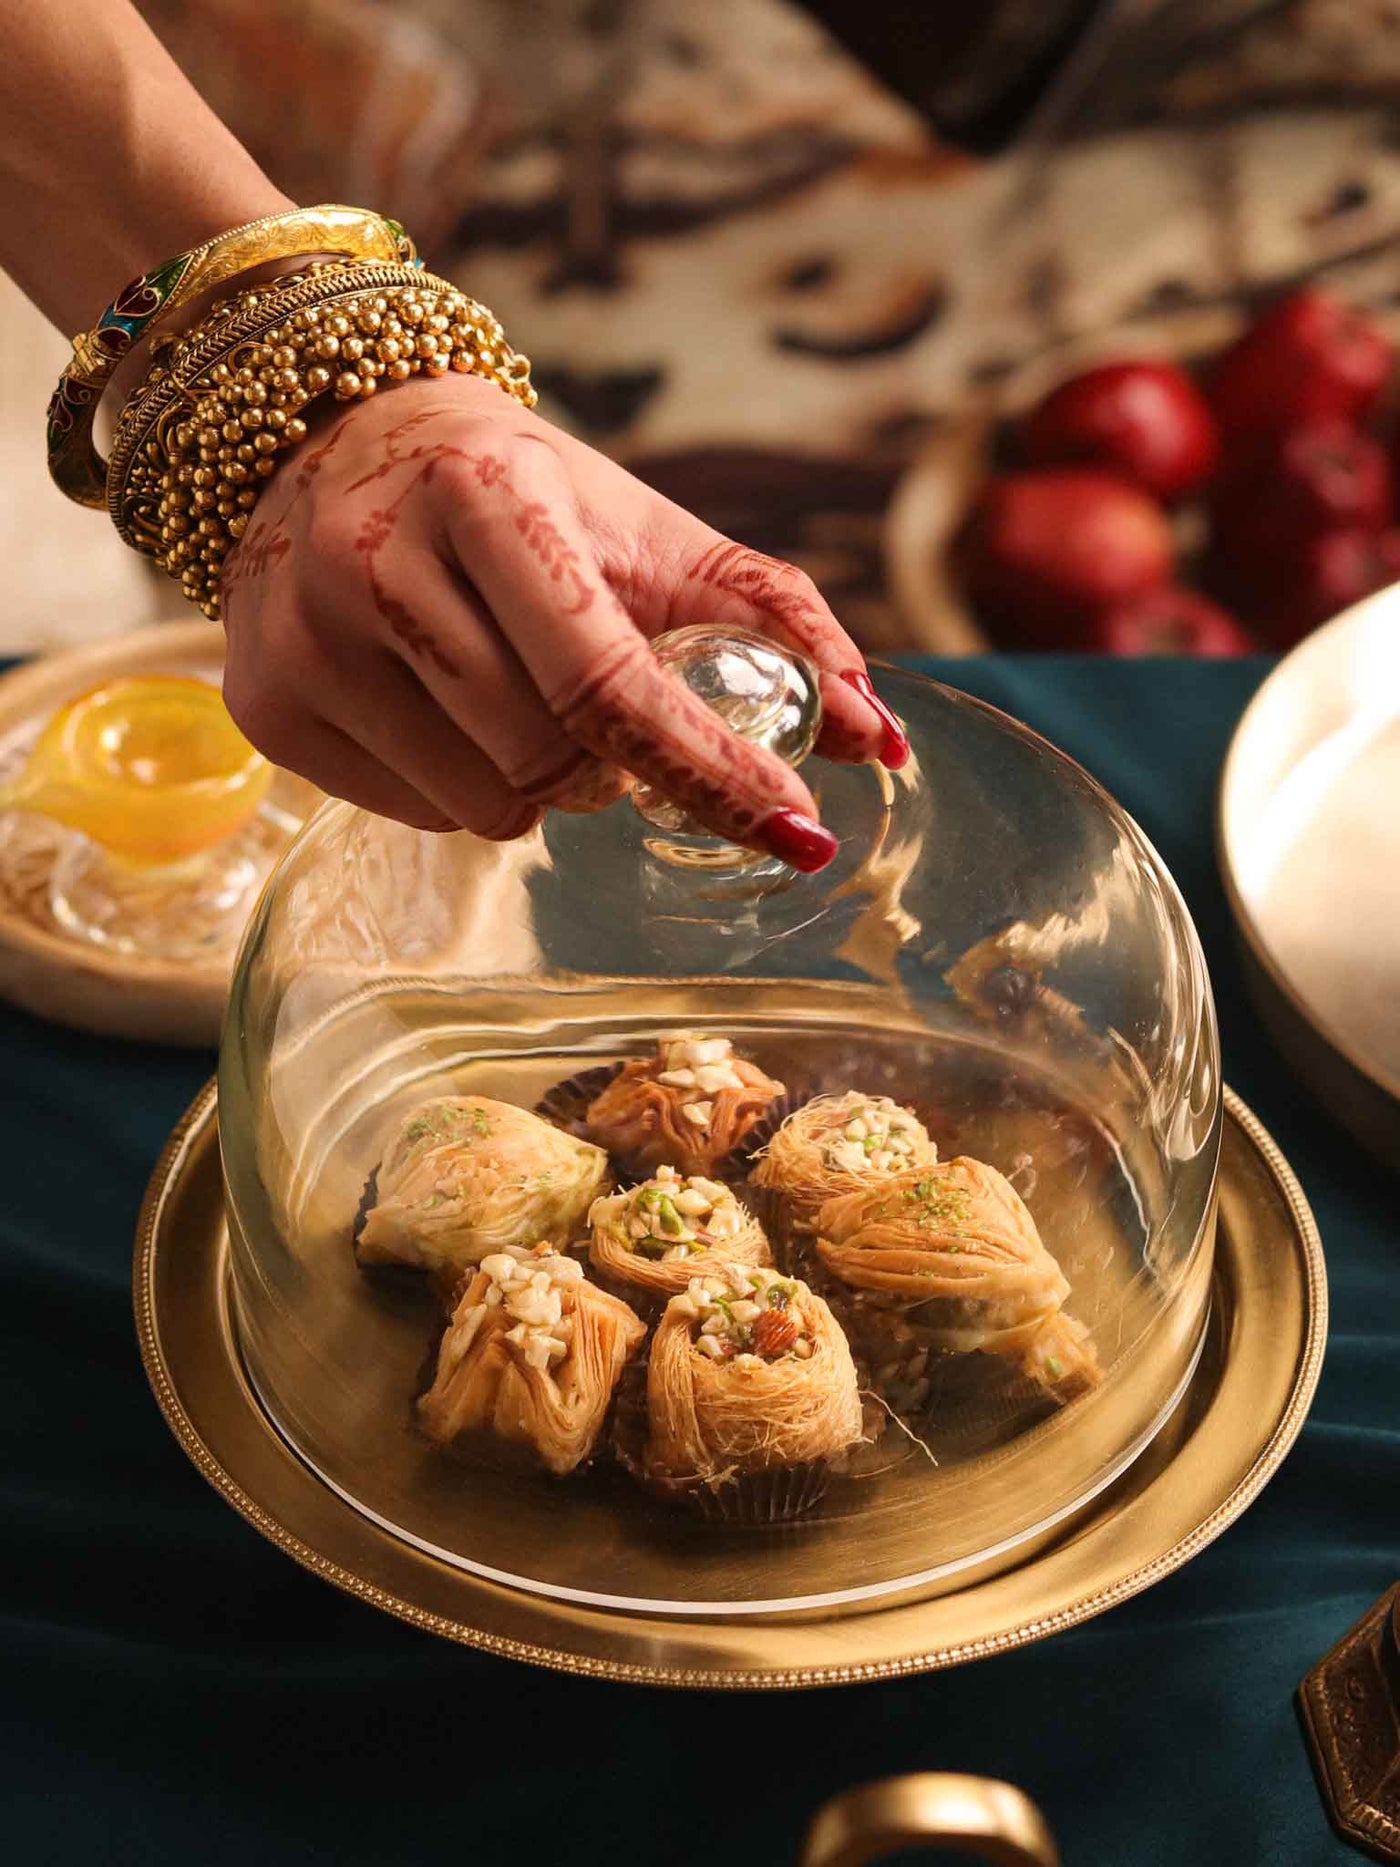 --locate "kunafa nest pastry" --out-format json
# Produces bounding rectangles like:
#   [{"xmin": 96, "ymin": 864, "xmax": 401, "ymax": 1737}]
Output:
[
  {"xmin": 356, "ymin": 1096, "xmax": 610, "ymax": 1277},
  {"xmin": 814, "ymin": 1157, "xmax": 1100, "ymax": 1407},
  {"xmin": 633, "ymin": 1264, "xmax": 863, "ymax": 1520},
  {"xmin": 356, "ymin": 1043, "xmax": 1104, "ymax": 1524},
  {"xmin": 750, "ymin": 1092, "xmax": 938, "ymax": 1253},
  {"xmin": 417, "ymin": 1245, "xmax": 645, "ymax": 1476},
  {"xmin": 581, "ymin": 1034, "xmax": 785, "ymax": 1178},
  {"xmin": 588, "ymin": 1165, "xmax": 772, "ymax": 1316}
]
